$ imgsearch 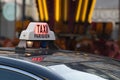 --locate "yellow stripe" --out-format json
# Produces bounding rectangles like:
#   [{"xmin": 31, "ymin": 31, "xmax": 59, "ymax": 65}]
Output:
[
  {"xmin": 80, "ymin": 0, "xmax": 88, "ymax": 22},
  {"xmin": 43, "ymin": 0, "xmax": 49, "ymax": 21},
  {"xmin": 75, "ymin": 0, "xmax": 82, "ymax": 22},
  {"xmin": 38, "ymin": 0, "xmax": 44, "ymax": 21},
  {"xmin": 55, "ymin": 0, "xmax": 61, "ymax": 22},
  {"xmin": 64, "ymin": 0, "xmax": 68, "ymax": 22},
  {"xmin": 88, "ymin": 0, "xmax": 96, "ymax": 23}
]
